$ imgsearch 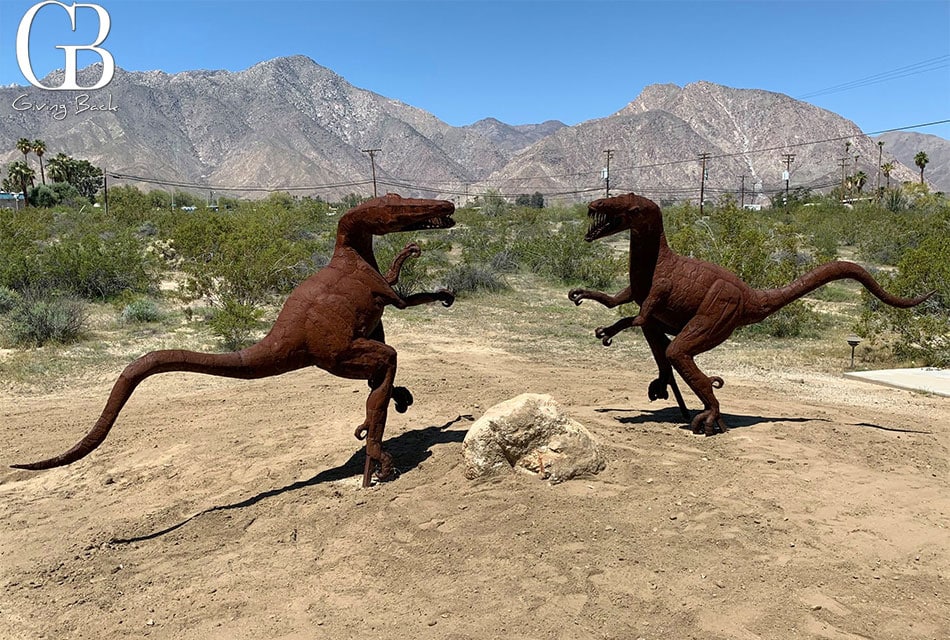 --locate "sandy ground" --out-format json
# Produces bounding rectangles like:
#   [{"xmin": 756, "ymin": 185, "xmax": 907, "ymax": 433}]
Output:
[{"xmin": 1, "ymin": 319, "xmax": 948, "ymax": 640}]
